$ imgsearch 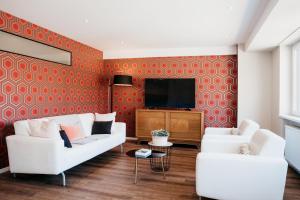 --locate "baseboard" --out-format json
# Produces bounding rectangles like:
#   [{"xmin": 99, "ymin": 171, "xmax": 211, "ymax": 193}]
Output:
[
  {"xmin": 0, "ymin": 166, "xmax": 9, "ymax": 174},
  {"xmin": 126, "ymin": 137, "xmax": 138, "ymax": 141}
]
